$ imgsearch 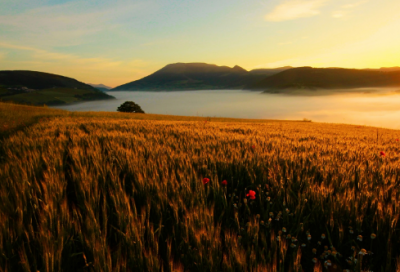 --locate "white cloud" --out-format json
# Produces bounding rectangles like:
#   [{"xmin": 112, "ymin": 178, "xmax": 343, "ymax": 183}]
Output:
[
  {"xmin": 265, "ymin": 0, "xmax": 328, "ymax": 22},
  {"xmin": 332, "ymin": 11, "xmax": 345, "ymax": 18},
  {"xmin": 341, "ymin": 0, "xmax": 368, "ymax": 9},
  {"xmin": 332, "ymin": 1, "xmax": 367, "ymax": 18},
  {"xmin": 0, "ymin": 0, "xmax": 153, "ymax": 47},
  {"xmin": 0, "ymin": 42, "xmax": 38, "ymax": 52},
  {"xmin": 0, "ymin": 41, "xmax": 151, "ymax": 87},
  {"xmin": 0, "ymin": 41, "xmax": 123, "ymax": 69}
]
